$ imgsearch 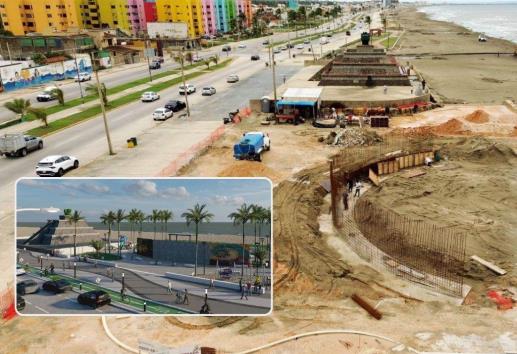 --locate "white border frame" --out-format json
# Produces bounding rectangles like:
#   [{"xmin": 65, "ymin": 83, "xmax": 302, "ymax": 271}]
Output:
[{"xmin": 14, "ymin": 176, "xmax": 273, "ymax": 317}]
